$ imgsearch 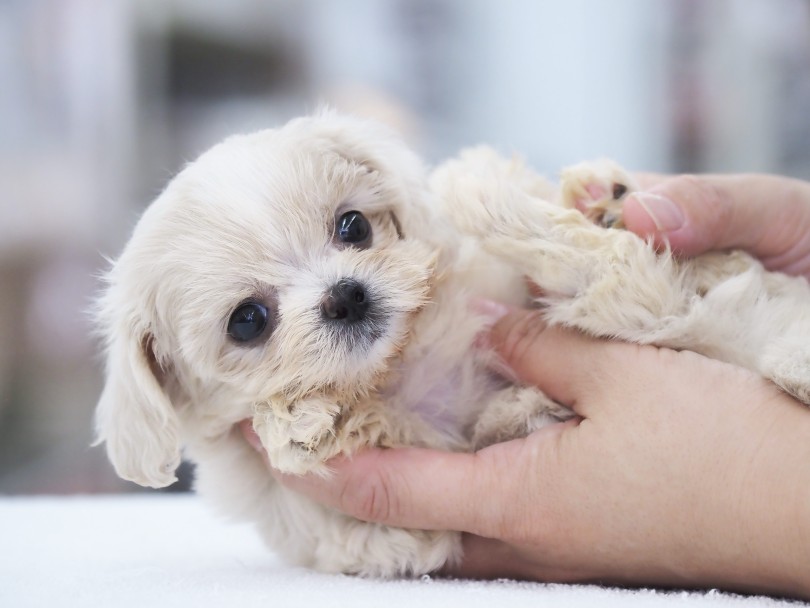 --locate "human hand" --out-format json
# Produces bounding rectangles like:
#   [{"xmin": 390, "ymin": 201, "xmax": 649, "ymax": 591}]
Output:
[
  {"xmin": 621, "ymin": 174, "xmax": 810, "ymax": 280},
  {"xmin": 244, "ymin": 305, "xmax": 810, "ymax": 598}
]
